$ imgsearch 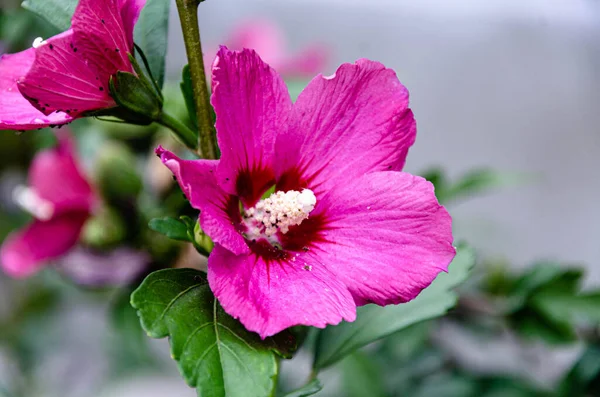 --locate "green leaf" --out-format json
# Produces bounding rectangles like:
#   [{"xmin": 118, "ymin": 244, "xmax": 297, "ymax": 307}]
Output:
[
  {"xmin": 558, "ymin": 345, "xmax": 600, "ymax": 396},
  {"xmin": 21, "ymin": 0, "xmax": 76, "ymax": 31},
  {"xmin": 148, "ymin": 217, "xmax": 191, "ymax": 242},
  {"xmin": 419, "ymin": 167, "xmax": 532, "ymax": 204},
  {"xmin": 133, "ymin": 0, "xmax": 170, "ymax": 89},
  {"xmin": 313, "ymin": 244, "xmax": 475, "ymax": 370},
  {"xmin": 131, "ymin": 269, "xmax": 297, "ymax": 397},
  {"xmin": 282, "ymin": 379, "xmax": 323, "ymax": 397},
  {"xmin": 341, "ymin": 352, "xmax": 387, "ymax": 397},
  {"xmin": 181, "ymin": 65, "xmax": 198, "ymax": 129}
]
